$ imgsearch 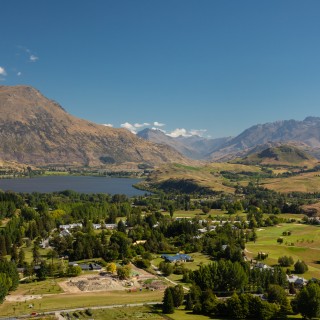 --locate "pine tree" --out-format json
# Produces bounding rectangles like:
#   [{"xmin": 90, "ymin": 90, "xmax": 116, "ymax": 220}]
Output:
[
  {"xmin": 185, "ymin": 293, "xmax": 193, "ymax": 310},
  {"xmin": 163, "ymin": 287, "xmax": 175, "ymax": 314}
]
